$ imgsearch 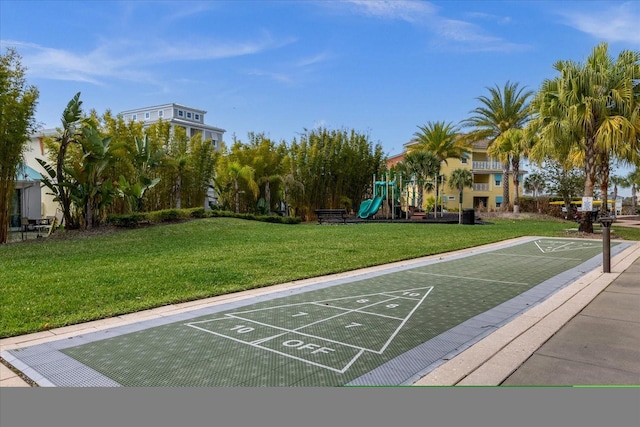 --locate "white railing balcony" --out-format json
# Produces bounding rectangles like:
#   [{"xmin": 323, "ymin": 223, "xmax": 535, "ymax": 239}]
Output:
[
  {"xmin": 473, "ymin": 183, "xmax": 489, "ymax": 191},
  {"xmin": 472, "ymin": 161, "xmax": 502, "ymax": 170}
]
